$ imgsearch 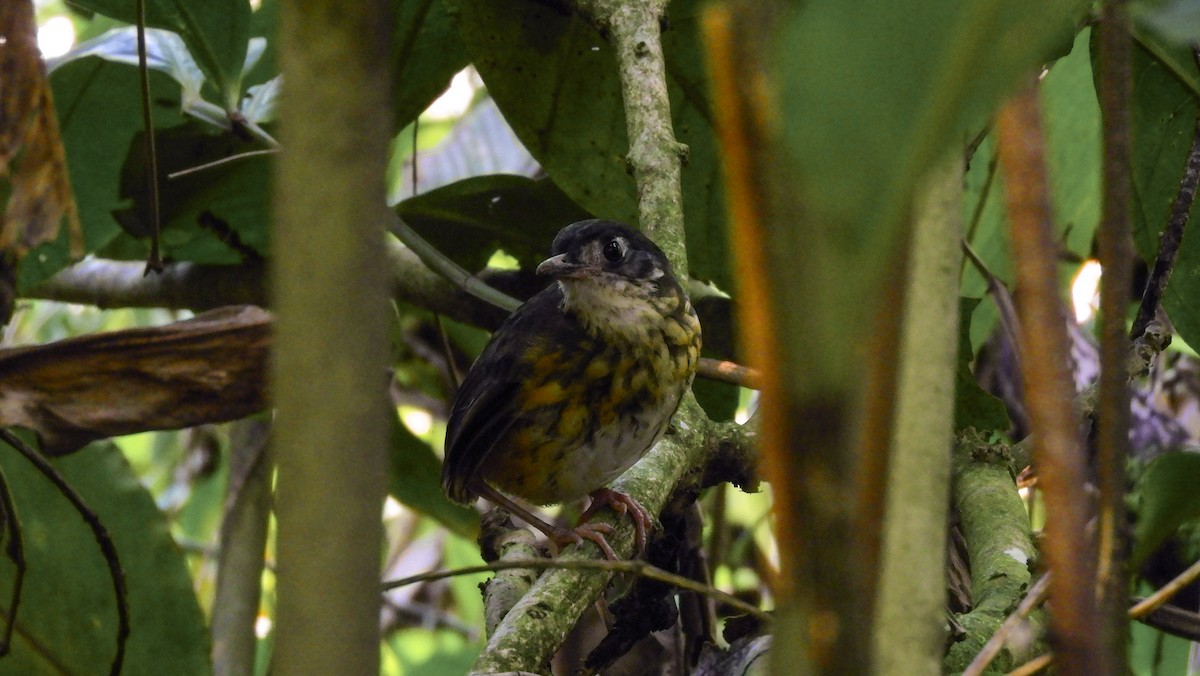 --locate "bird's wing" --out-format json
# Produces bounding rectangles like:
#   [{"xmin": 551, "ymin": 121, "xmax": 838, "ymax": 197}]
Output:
[{"xmin": 441, "ymin": 287, "xmax": 573, "ymax": 503}]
